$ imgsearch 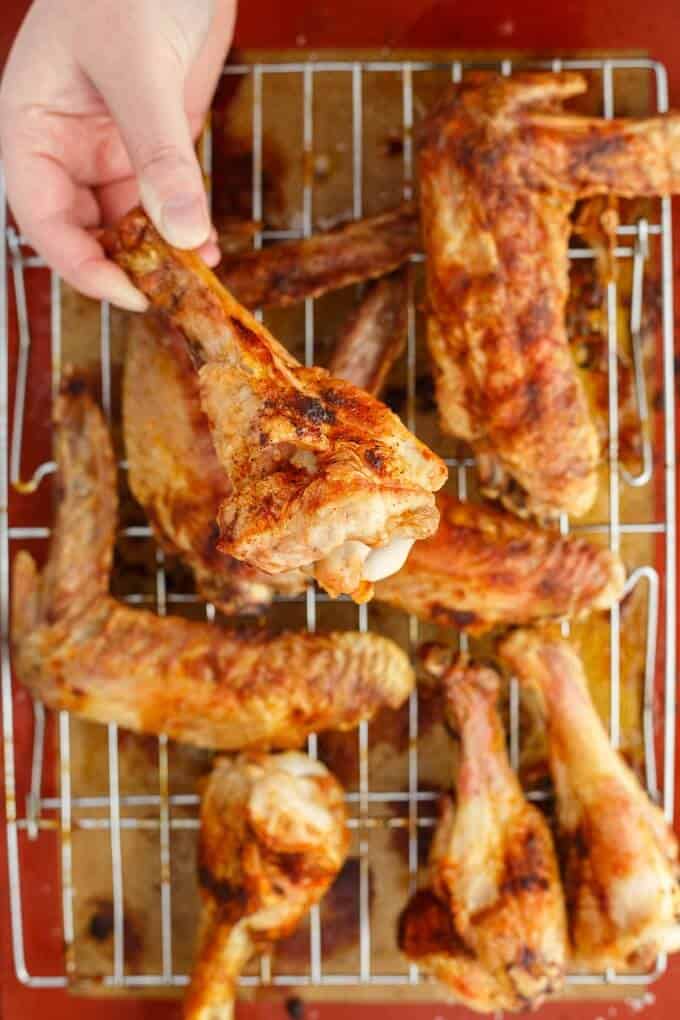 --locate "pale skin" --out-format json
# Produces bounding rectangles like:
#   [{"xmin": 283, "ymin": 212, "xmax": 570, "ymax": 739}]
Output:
[{"xmin": 0, "ymin": 0, "xmax": 237, "ymax": 310}]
